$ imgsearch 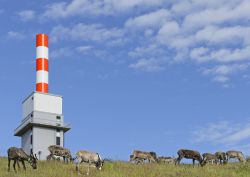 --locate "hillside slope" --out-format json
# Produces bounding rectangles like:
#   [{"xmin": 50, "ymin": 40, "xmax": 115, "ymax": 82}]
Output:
[{"xmin": 0, "ymin": 157, "xmax": 249, "ymax": 177}]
